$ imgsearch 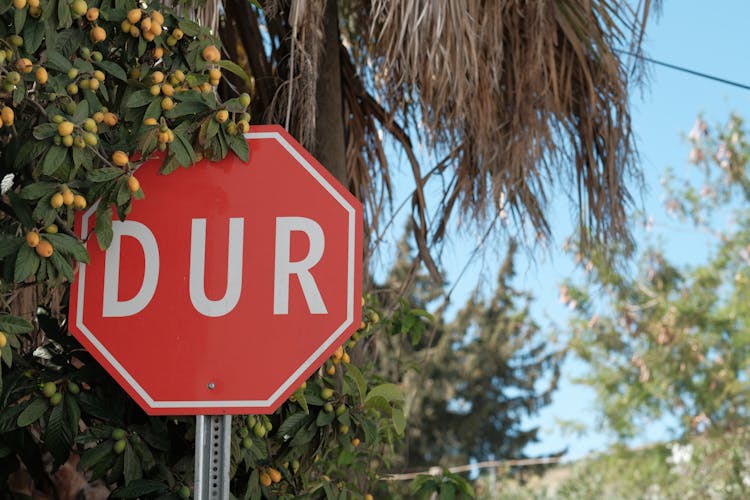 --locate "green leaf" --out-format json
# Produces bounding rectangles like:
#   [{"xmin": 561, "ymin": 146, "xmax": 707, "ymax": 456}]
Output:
[
  {"xmin": 116, "ymin": 178, "xmax": 130, "ymax": 206},
  {"xmin": 0, "ymin": 237, "xmax": 23, "ymax": 259},
  {"xmin": 8, "ymin": 191, "xmax": 34, "ymax": 229},
  {"xmin": 95, "ymin": 60, "xmax": 127, "ymax": 82},
  {"xmin": 126, "ymin": 89, "xmax": 156, "ymax": 108},
  {"xmin": 170, "ymin": 124, "xmax": 196, "ymax": 167},
  {"xmin": 217, "ymin": 59, "xmax": 254, "ymax": 88},
  {"xmin": 64, "ymin": 395, "xmax": 80, "ymax": 442},
  {"xmin": 316, "ymin": 409, "xmax": 335, "ymax": 427},
  {"xmin": 166, "ymin": 99, "xmax": 211, "ymax": 119},
  {"xmin": 337, "ymin": 448, "xmax": 354, "ymax": 466},
  {"xmin": 344, "ymin": 363, "xmax": 367, "ymax": 404},
  {"xmin": 78, "ymin": 440, "xmax": 112, "ymax": 470},
  {"xmin": 229, "ymin": 134, "xmax": 249, "ymax": 162},
  {"xmin": 123, "ymin": 441, "xmax": 142, "ymax": 484},
  {"xmin": 438, "ymin": 482, "xmax": 456, "ymax": 500},
  {"xmin": 0, "ymin": 314, "xmax": 34, "ymax": 333},
  {"xmin": 391, "ymin": 407, "xmax": 406, "ymax": 436},
  {"xmin": 88, "ymin": 167, "xmax": 124, "ymax": 183},
  {"xmin": 95, "ymin": 204, "xmax": 113, "ymax": 250},
  {"xmin": 111, "ymin": 479, "xmax": 169, "ymax": 498},
  {"xmin": 23, "ymin": 19, "xmax": 44, "ymax": 53},
  {"xmin": 32, "ymin": 194, "xmax": 57, "ymax": 227},
  {"xmin": 15, "ymin": 140, "xmax": 49, "ymax": 168},
  {"xmin": 14, "ymin": 4, "xmax": 26, "ymax": 33},
  {"xmin": 363, "ymin": 395, "xmax": 392, "ymax": 415},
  {"xmin": 73, "ymin": 58, "xmax": 94, "ymax": 74},
  {"xmin": 72, "ymin": 99, "xmax": 90, "ymax": 123},
  {"xmin": 142, "ymin": 97, "xmax": 162, "ymax": 121},
  {"xmin": 20, "ymin": 182, "xmax": 58, "ymax": 200},
  {"xmin": 42, "ymin": 146, "xmax": 68, "ymax": 175},
  {"xmin": 365, "ymin": 383, "xmax": 404, "ymax": 404},
  {"xmin": 32, "ymin": 124, "xmax": 59, "ymax": 141},
  {"xmin": 178, "ymin": 18, "xmax": 202, "ymax": 37},
  {"xmin": 57, "ymin": 0, "xmax": 72, "ymax": 28},
  {"xmin": 45, "ymin": 50, "xmax": 72, "ymax": 73},
  {"xmin": 277, "ymin": 412, "xmax": 311, "ymax": 439},
  {"xmin": 44, "ymin": 233, "xmax": 89, "ymax": 263},
  {"xmin": 46, "ymin": 399, "xmax": 73, "ymax": 465},
  {"xmin": 130, "ymin": 434, "xmax": 156, "ymax": 472},
  {"xmin": 14, "ymin": 244, "xmax": 40, "ymax": 282},
  {"xmin": 72, "ymin": 146, "xmax": 93, "ymax": 171},
  {"xmin": 17, "ymin": 398, "xmax": 49, "ymax": 427},
  {"xmin": 49, "ymin": 249, "xmax": 74, "ymax": 281}
]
